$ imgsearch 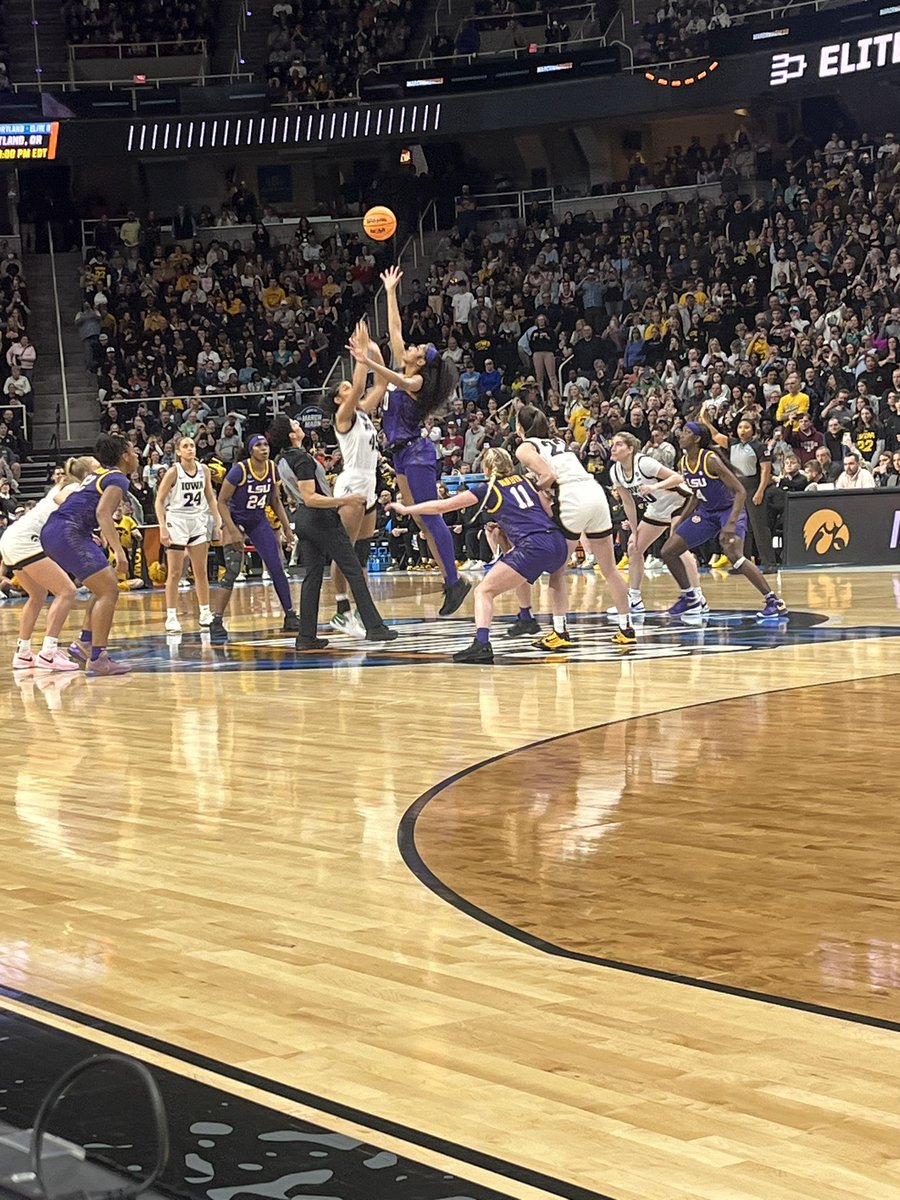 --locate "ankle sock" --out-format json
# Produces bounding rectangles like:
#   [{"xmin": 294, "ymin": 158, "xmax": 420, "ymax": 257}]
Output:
[
  {"xmin": 518, "ymin": 607, "xmax": 532, "ymax": 621},
  {"xmin": 476, "ymin": 627, "xmax": 490, "ymax": 644}
]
